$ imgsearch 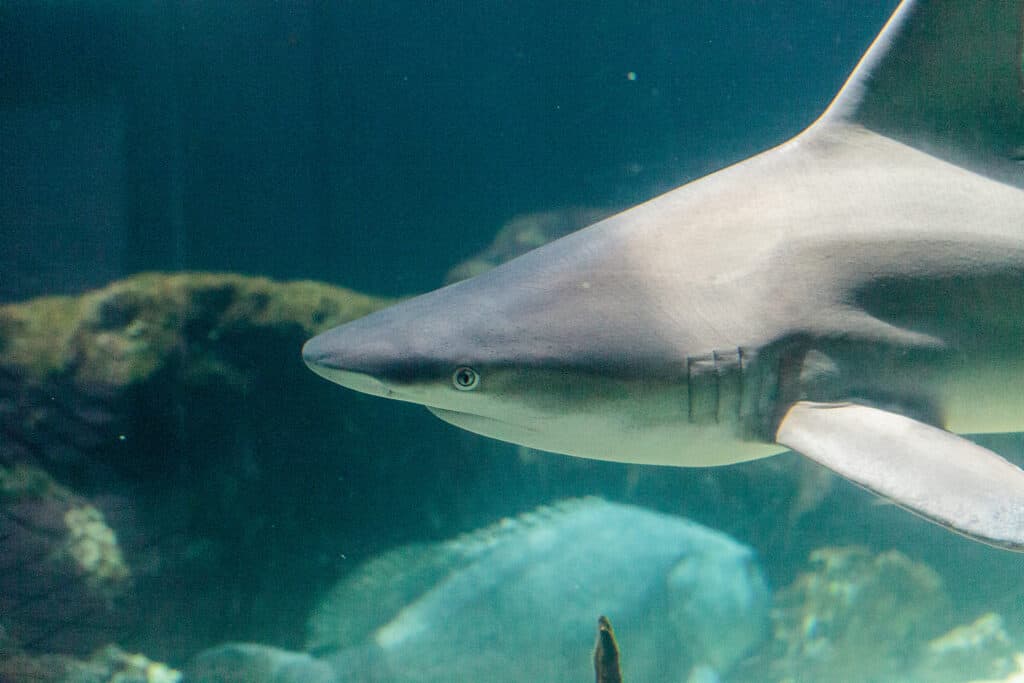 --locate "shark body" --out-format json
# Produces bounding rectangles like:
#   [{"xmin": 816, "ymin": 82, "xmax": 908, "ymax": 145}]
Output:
[{"xmin": 304, "ymin": 1, "xmax": 1024, "ymax": 549}]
